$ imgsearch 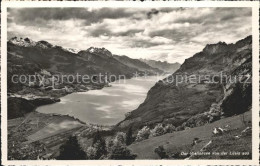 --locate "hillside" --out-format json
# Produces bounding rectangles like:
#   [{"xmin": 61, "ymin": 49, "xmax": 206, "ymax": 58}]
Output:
[
  {"xmin": 140, "ymin": 59, "xmax": 180, "ymax": 73},
  {"xmin": 113, "ymin": 55, "xmax": 163, "ymax": 75},
  {"xmin": 117, "ymin": 36, "xmax": 252, "ymax": 131},
  {"xmin": 128, "ymin": 111, "xmax": 251, "ymax": 159}
]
